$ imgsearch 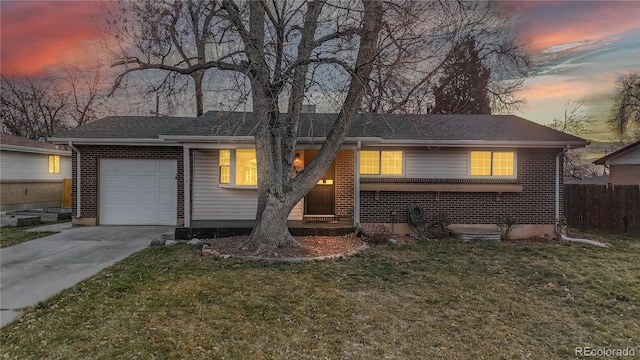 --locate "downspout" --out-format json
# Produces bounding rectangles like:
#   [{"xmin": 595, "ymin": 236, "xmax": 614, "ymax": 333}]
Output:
[
  {"xmin": 183, "ymin": 146, "xmax": 191, "ymax": 228},
  {"xmin": 354, "ymin": 141, "xmax": 361, "ymax": 228},
  {"xmin": 68, "ymin": 141, "xmax": 81, "ymax": 219},
  {"xmin": 555, "ymin": 145, "xmax": 607, "ymax": 247},
  {"xmin": 555, "ymin": 145, "xmax": 570, "ymax": 223}
]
